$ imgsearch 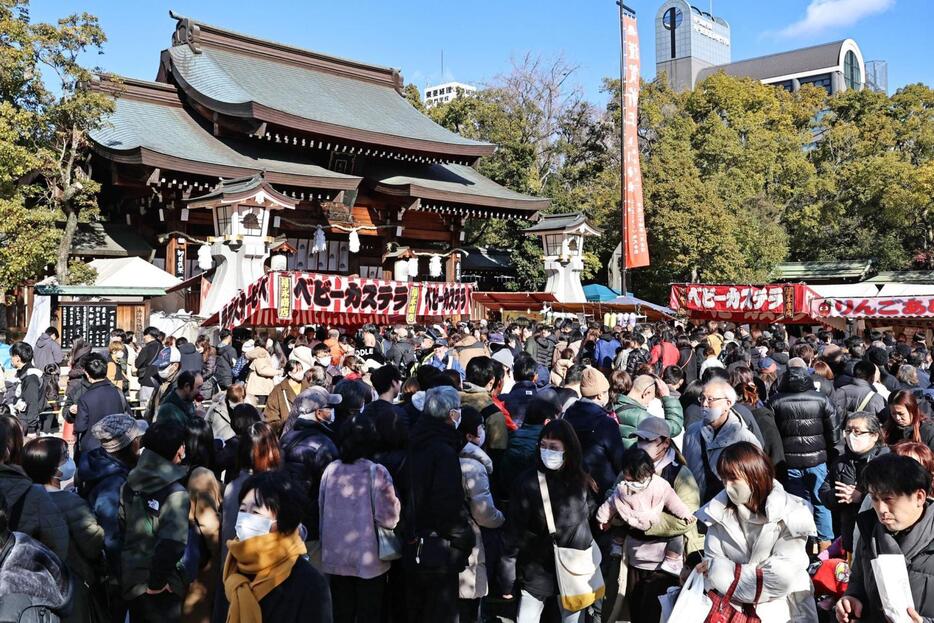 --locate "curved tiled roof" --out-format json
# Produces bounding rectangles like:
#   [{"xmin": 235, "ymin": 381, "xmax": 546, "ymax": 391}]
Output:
[
  {"xmin": 162, "ymin": 15, "xmax": 494, "ymax": 159},
  {"xmin": 697, "ymin": 40, "xmax": 847, "ymax": 83},
  {"xmin": 89, "ymin": 77, "xmax": 361, "ymax": 190}
]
